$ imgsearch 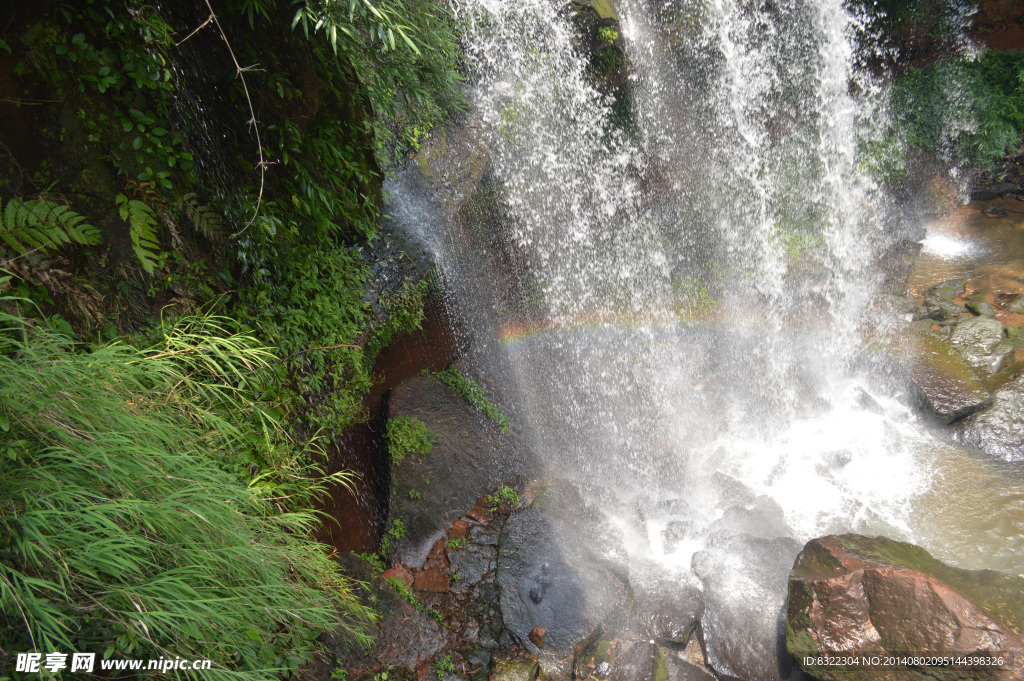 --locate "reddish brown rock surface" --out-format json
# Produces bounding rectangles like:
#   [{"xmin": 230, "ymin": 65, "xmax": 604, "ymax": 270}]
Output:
[{"xmin": 787, "ymin": 534, "xmax": 1024, "ymax": 681}]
